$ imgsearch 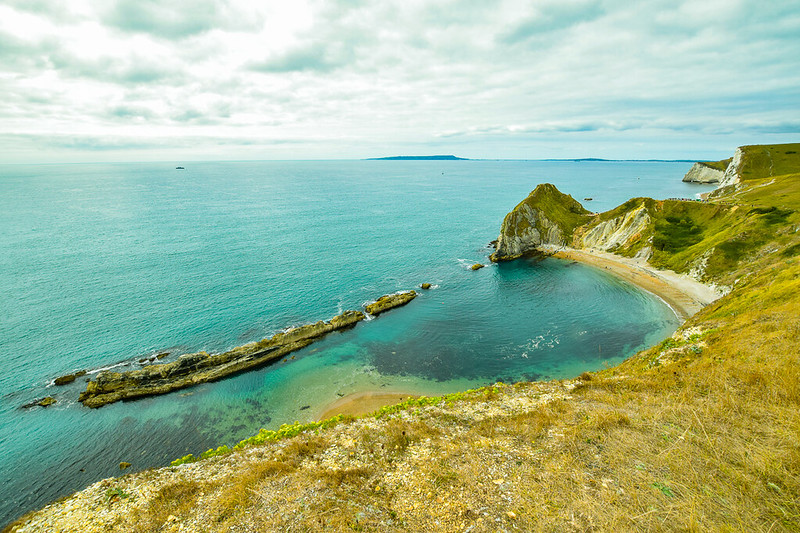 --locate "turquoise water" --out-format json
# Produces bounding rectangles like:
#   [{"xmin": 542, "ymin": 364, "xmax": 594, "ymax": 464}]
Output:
[{"xmin": 0, "ymin": 160, "xmax": 713, "ymax": 524}]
